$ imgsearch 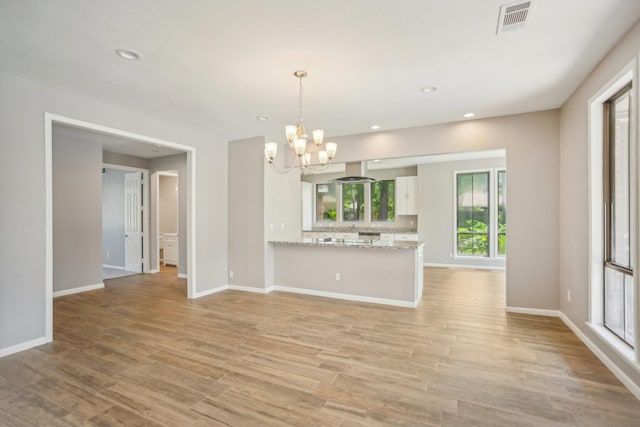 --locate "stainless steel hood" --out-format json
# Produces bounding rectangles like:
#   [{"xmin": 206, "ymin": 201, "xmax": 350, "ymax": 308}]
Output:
[{"xmin": 334, "ymin": 161, "xmax": 376, "ymax": 184}]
